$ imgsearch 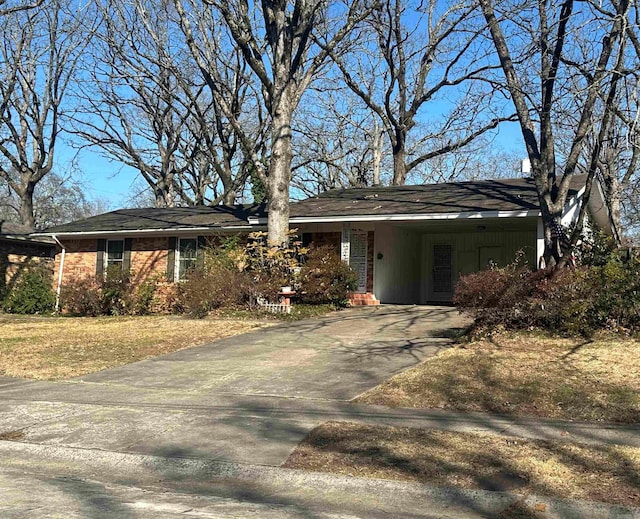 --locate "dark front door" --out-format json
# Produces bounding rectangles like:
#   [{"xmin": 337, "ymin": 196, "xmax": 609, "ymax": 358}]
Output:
[{"xmin": 432, "ymin": 244, "xmax": 453, "ymax": 301}]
